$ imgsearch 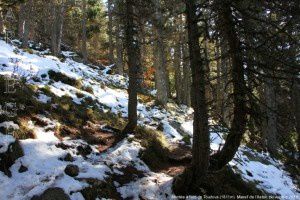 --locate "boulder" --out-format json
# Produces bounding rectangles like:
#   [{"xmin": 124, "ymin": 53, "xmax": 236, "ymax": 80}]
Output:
[
  {"xmin": 64, "ymin": 164, "xmax": 79, "ymax": 177},
  {"xmin": 76, "ymin": 144, "xmax": 92, "ymax": 157},
  {"xmin": 0, "ymin": 134, "xmax": 23, "ymax": 177},
  {"xmin": 31, "ymin": 187, "xmax": 70, "ymax": 200},
  {"xmin": 18, "ymin": 165, "xmax": 28, "ymax": 173},
  {"xmin": 63, "ymin": 153, "xmax": 74, "ymax": 162}
]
